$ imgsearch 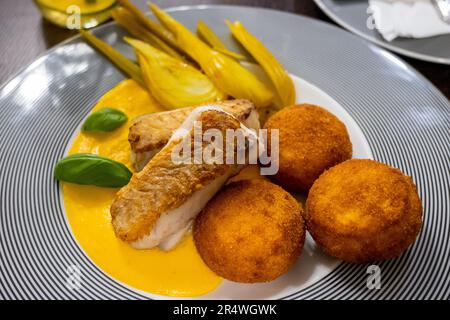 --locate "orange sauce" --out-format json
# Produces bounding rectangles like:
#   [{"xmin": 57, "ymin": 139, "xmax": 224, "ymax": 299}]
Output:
[{"xmin": 62, "ymin": 79, "xmax": 222, "ymax": 297}]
